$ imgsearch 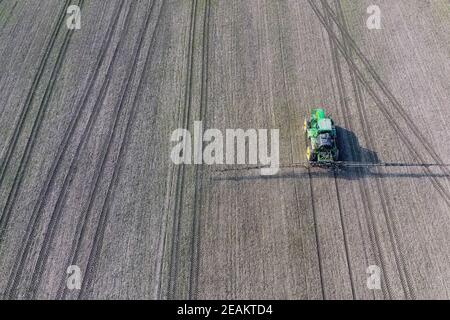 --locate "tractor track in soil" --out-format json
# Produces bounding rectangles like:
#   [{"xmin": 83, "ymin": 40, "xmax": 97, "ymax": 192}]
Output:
[
  {"xmin": 188, "ymin": 0, "xmax": 211, "ymax": 300},
  {"xmin": 1, "ymin": 0, "xmax": 448, "ymax": 299},
  {"xmin": 0, "ymin": 0, "xmax": 69, "ymax": 195},
  {"xmin": 0, "ymin": 0, "xmax": 71, "ymax": 190},
  {"xmin": 322, "ymin": 0, "xmax": 393, "ymax": 299},
  {"xmin": 0, "ymin": 0, "xmax": 80, "ymax": 245},
  {"xmin": 322, "ymin": 0, "xmax": 426, "ymax": 299},
  {"xmin": 323, "ymin": 4, "xmax": 383, "ymax": 299},
  {"xmin": 321, "ymin": 2, "xmax": 358, "ymax": 299},
  {"xmin": 5, "ymin": 1, "xmax": 131, "ymax": 300},
  {"xmin": 77, "ymin": 0, "xmax": 164, "ymax": 299},
  {"xmin": 307, "ymin": 0, "xmax": 450, "ymax": 209},
  {"xmin": 322, "ymin": 1, "xmax": 450, "ymax": 182},
  {"xmin": 52, "ymin": 1, "xmax": 144, "ymax": 298},
  {"xmin": 167, "ymin": 0, "xmax": 198, "ymax": 300},
  {"xmin": 275, "ymin": 1, "xmax": 327, "ymax": 299},
  {"xmin": 320, "ymin": 1, "xmax": 450, "ymax": 182},
  {"xmin": 323, "ymin": 0, "xmax": 400, "ymax": 299},
  {"xmin": 154, "ymin": 44, "xmax": 189, "ymax": 301},
  {"xmin": 330, "ymin": 0, "xmax": 415, "ymax": 299},
  {"xmin": 306, "ymin": 168, "xmax": 326, "ymax": 298},
  {"xmin": 59, "ymin": 0, "xmax": 163, "ymax": 299}
]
